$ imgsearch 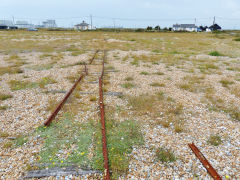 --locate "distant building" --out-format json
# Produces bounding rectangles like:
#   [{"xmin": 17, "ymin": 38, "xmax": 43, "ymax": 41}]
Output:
[
  {"xmin": 0, "ymin": 20, "xmax": 17, "ymax": 29},
  {"xmin": 74, "ymin": 21, "xmax": 89, "ymax": 30},
  {"xmin": 42, "ymin": 20, "xmax": 57, "ymax": 28},
  {"xmin": 15, "ymin": 21, "xmax": 33, "ymax": 29},
  {"xmin": 173, "ymin": 24, "xmax": 198, "ymax": 32},
  {"xmin": 209, "ymin": 24, "xmax": 222, "ymax": 31}
]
